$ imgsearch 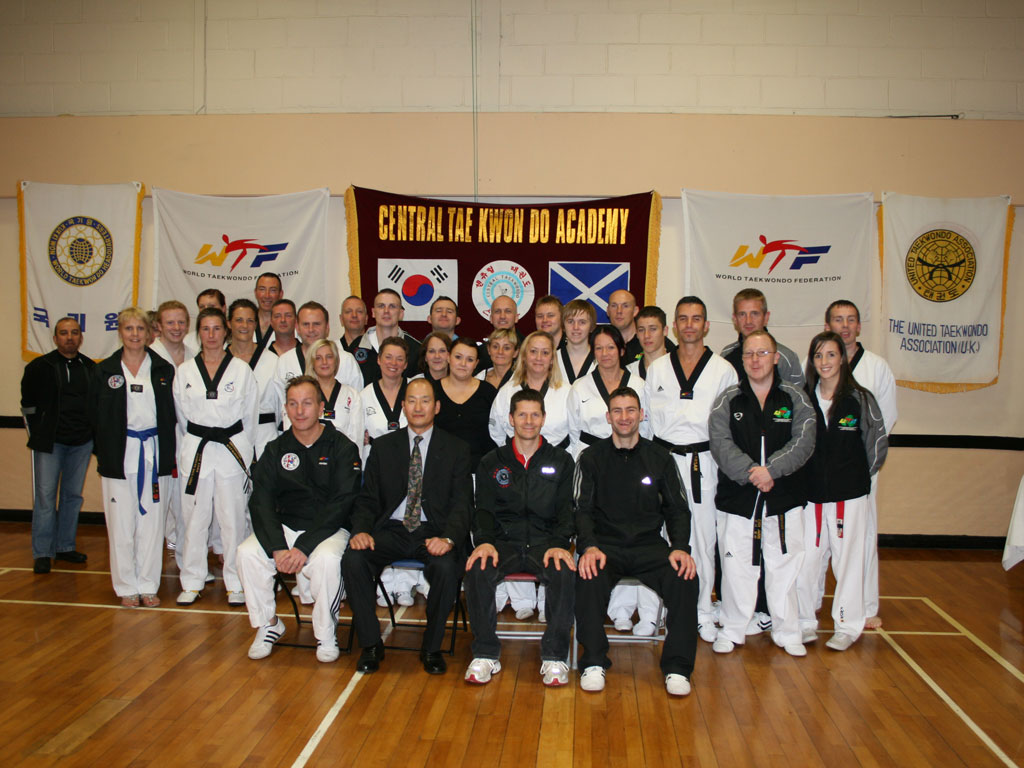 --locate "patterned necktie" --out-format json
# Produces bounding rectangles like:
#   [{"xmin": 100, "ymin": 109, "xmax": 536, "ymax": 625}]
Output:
[{"xmin": 403, "ymin": 435, "xmax": 423, "ymax": 532}]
